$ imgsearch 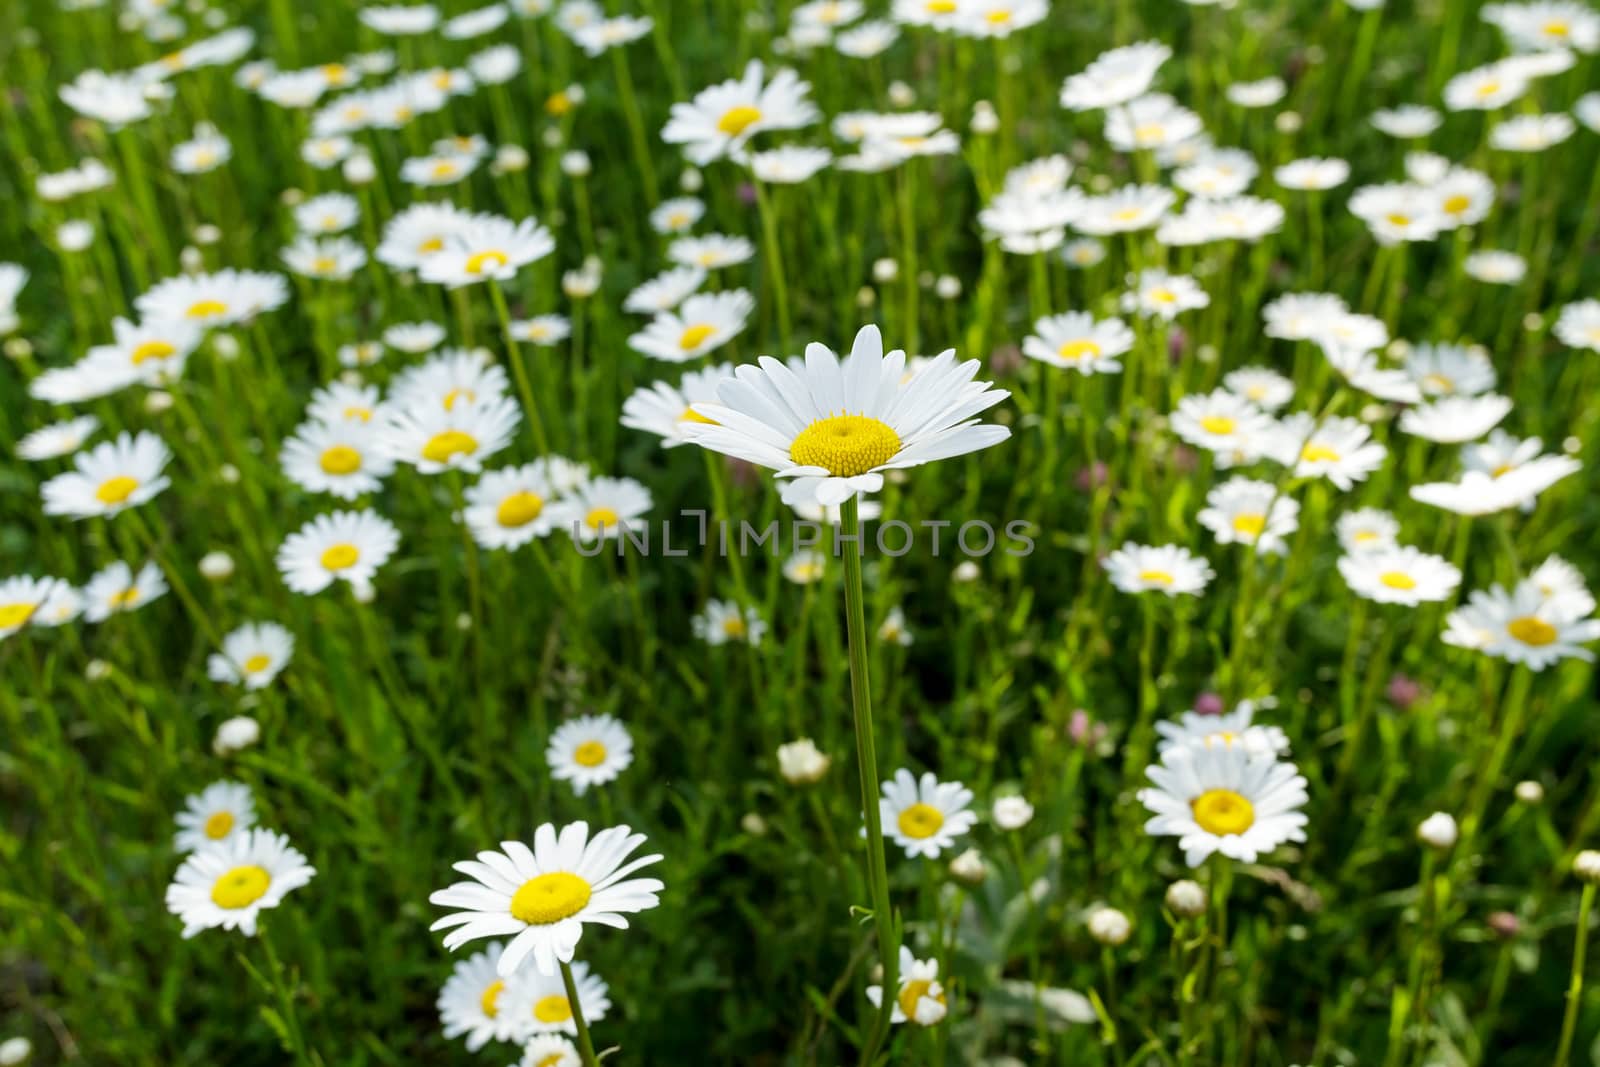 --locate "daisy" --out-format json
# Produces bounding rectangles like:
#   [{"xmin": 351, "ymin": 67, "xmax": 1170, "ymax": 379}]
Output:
[
  {"xmin": 1059, "ymin": 41, "xmax": 1172, "ymax": 111},
  {"xmin": 1157, "ymin": 701, "xmax": 1290, "ymax": 758},
  {"xmin": 84, "ymin": 315, "xmax": 205, "ymax": 387},
  {"xmin": 359, "ymin": 4, "xmax": 441, "ymax": 35},
  {"xmin": 667, "ymin": 233, "xmax": 756, "ymax": 270},
  {"xmin": 1444, "ymin": 580, "xmax": 1600, "ymax": 669},
  {"xmin": 401, "ymin": 153, "xmax": 480, "ymax": 187},
  {"xmin": 878, "ymin": 605, "xmax": 913, "ymax": 646},
  {"xmin": 308, "ymin": 381, "xmax": 385, "ymax": 425},
  {"xmin": 276, "ymin": 509, "xmax": 401, "ymax": 596},
  {"xmin": 678, "ymin": 324, "xmax": 1011, "ymax": 508},
  {"xmin": 1170, "ymin": 390, "xmax": 1274, "ymax": 458},
  {"xmin": 1431, "ymin": 169, "xmax": 1495, "ymax": 228},
  {"xmin": 420, "ymin": 216, "xmax": 556, "ymax": 288},
  {"xmin": 1267, "ymin": 413, "xmax": 1387, "ymax": 490},
  {"xmin": 17, "ymin": 416, "xmax": 100, "ymax": 461},
  {"xmin": 1139, "ymin": 743, "xmax": 1309, "ymax": 867},
  {"xmin": 627, "ymin": 291, "xmax": 754, "ymax": 362},
  {"xmin": 379, "ymin": 322, "xmax": 444, "ymax": 356},
  {"xmin": 511, "ymin": 316, "xmax": 572, "ymax": 347},
  {"xmin": 692, "ymin": 599, "xmax": 767, "ymax": 646},
  {"xmin": 1103, "ymin": 543, "xmax": 1215, "ymax": 597},
  {"xmin": 837, "ymin": 19, "xmax": 899, "ymax": 56},
  {"xmin": 42, "ymin": 431, "xmax": 171, "ymax": 520},
  {"xmin": 1022, "ymin": 312, "xmax": 1133, "ymax": 375},
  {"xmin": 502, "ymin": 959, "xmax": 611, "ymax": 1035},
  {"xmin": 173, "ymin": 780, "xmax": 256, "ymax": 852},
  {"xmin": 437, "ymin": 943, "xmax": 525, "ymax": 1051},
  {"xmin": 1349, "ymin": 183, "xmax": 1445, "ymax": 245},
  {"xmin": 649, "ymin": 197, "xmax": 705, "ymax": 234},
  {"xmin": 136, "ymin": 269, "xmax": 289, "ymax": 328},
  {"xmin": 1491, "ymin": 112, "xmax": 1576, "ymax": 151},
  {"xmin": 171, "ymin": 126, "xmax": 232, "ymax": 173},
  {"xmin": 283, "ymin": 235, "xmax": 367, "ymax": 281},
  {"xmin": 166, "ymin": 829, "xmax": 316, "ymax": 937},
  {"xmin": 517, "ymin": 1036, "xmax": 582, "ymax": 1067},
  {"xmin": 1464, "ymin": 250, "xmax": 1527, "ymax": 284},
  {"xmin": 0, "ymin": 576, "xmax": 61, "ymax": 639},
  {"xmin": 1275, "ymin": 157, "xmax": 1350, "ymax": 191},
  {"xmin": 1444, "ymin": 63, "xmax": 1528, "ymax": 111},
  {"xmin": 376, "ymin": 202, "xmax": 472, "ymax": 271},
  {"xmin": 1062, "ymin": 238, "xmax": 1106, "ymax": 267},
  {"xmin": 1105, "ymin": 93, "xmax": 1203, "ymax": 152},
  {"xmin": 621, "ymin": 363, "xmax": 735, "ymax": 447},
  {"xmin": 1262, "ymin": 292, "xmax": 1347, "ymax": 340},
  {"xmin": 546, "ymin": 476, "xmax": 653, "ymax": 542},
  {"xmin": 1529, "ymin": 555, "xmax": 1596, "ymax": 619},
  {"xmin": 379, "ymin": 396, "xmax": 521, "ymax": 474},
  {"xmin": 463, "ymin": 462, "xmax": 565, "ymax": 550},
  {"xmin": 783, "ymin": 551, "xmax": 827, "ymax": 584},
  {"xmin": 1555, "ymin": 300, "xmax": 1600, "ymax": 352},
  {"xmin": 1336, "ymin": 508, "xmax": 1400, "ymax": 553},
  {"xmin": 1074, "ymin": 184, "xmax": 1175, "ymax": 235},
  {"xmin": 879, "ymin": 768, "xmax": 977, "ymax": 859},
  {"xmin": 865, "ymin": 945, "xmax": 948, "ymax": 1027},
  {"xmin": 390, "ymin": 349, "xmax": 511, "ymax": 413},
  {"xmin": 1122, "ymin": 269, "xmax": 1209, "ymax": 320},
  {"xmin": 1410, "ymin": 457, "xmax": 1579, "ymax": 514},
  {"xmin": 84, "ymin": 561, "xmax": 167, "ymax": 622},
  {"xmin": 1226, "ymin": 76, "xmax": 1286, "ymax": 107},
  {"xmin": 428, "ymin": 821, "xmax": 664, "ymax": 976},
  {"xmin": 547, "ymin": 714, "xmax": 634, "ymax": 796},
  {"xmin": 1405, "ymin": 342, "xmax": 1496, "ymax": 397},
  {"xmin": 1196, "ymin": 478, "xmax": 1300, "ymax": 555},
  {"xmin": 661, "ymin": 60, "xmax": 820, "ymax": 165},
  {"xmin": 1398, "ymin": 394, "xmax": 1512, "ymax": 443},
  {"xmin": 1222, "ymin": 367, "xmax": 1295, "ymax": 412},
  {"xmin": 624, "ymin": 266, "xmax": 707, "ymax": 315},
  {"xmin": 339, "ymin": 341, "xmax": 385, "ymax": 368},
  {"xmin": 281, "ymin": 417, "xmax": 393, "ymax": 500},
  {"xmin": 1338, "ymin": 547, "xmax": 1462, "ymax": 606},
  {"xmin": 954, "ymin": 0, "xmax": 1047, "ymax": 37},
  {"xmin": 445, "ymin": 3, "xmax": 509, "ymax": 39},
  {"xmin": 1481, "ymin": 0, "xmax": 1599, "ymax": 52},
  {"xmin": 749, "ymin": 145, "xmax": 833, "ymax": 183},
  {"xmin": 206, "ymin": 622, "xmax": 295, "ymax": 690}
]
